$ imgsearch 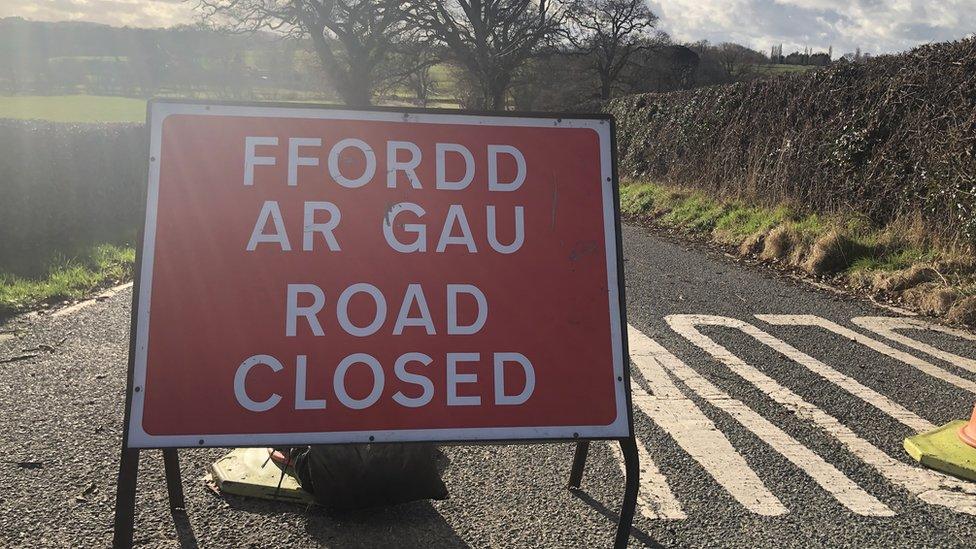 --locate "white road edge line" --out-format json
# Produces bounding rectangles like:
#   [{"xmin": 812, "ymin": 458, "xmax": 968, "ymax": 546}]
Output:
[
  {"xmin": 852, "ymin": 316, "xmax": 976, "ymax": 374},
  {"xmin": 667, "ymin": 314, "xmax": 976, "ymax": 515},
  {"xmin": 756, "ymin": 315, "xmax": 976, "ymax": 395},
  {"xmin": 627, "ymin": 326, "xmax": 787, "ymax": 517},
  {"xmin": 51, "ymin": 282, "xmax": 134, "ymax": 318},
  {"xmin": 629, "ymin": 325, "xmax": 892, "ymax": 517}
]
